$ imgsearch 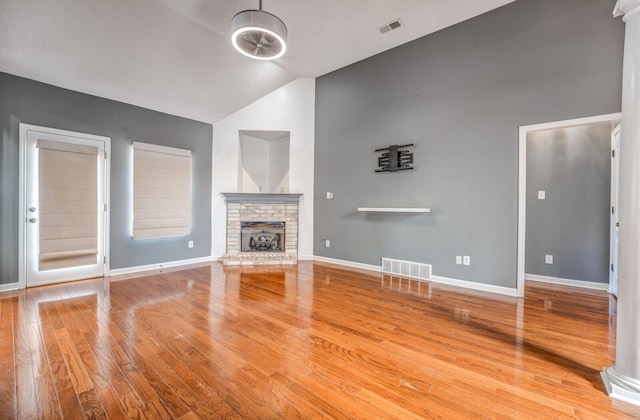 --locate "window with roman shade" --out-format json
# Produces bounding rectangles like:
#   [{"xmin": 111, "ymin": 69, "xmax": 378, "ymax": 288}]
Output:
[
  {"xmin": 37, "ymin": 139, "xmax": 99, "ymax": 271},
  {"xmin": 132, "ymin": 142, "xmax": 191, "ymax": 240}
]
